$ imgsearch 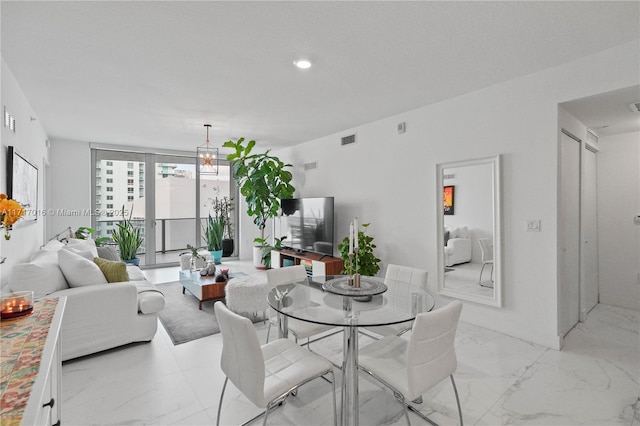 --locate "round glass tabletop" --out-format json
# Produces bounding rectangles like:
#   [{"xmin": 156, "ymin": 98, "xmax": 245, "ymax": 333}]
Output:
[{"xmin": 267, "ymin": 275, "xmax": 435, "ymax": 328}]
